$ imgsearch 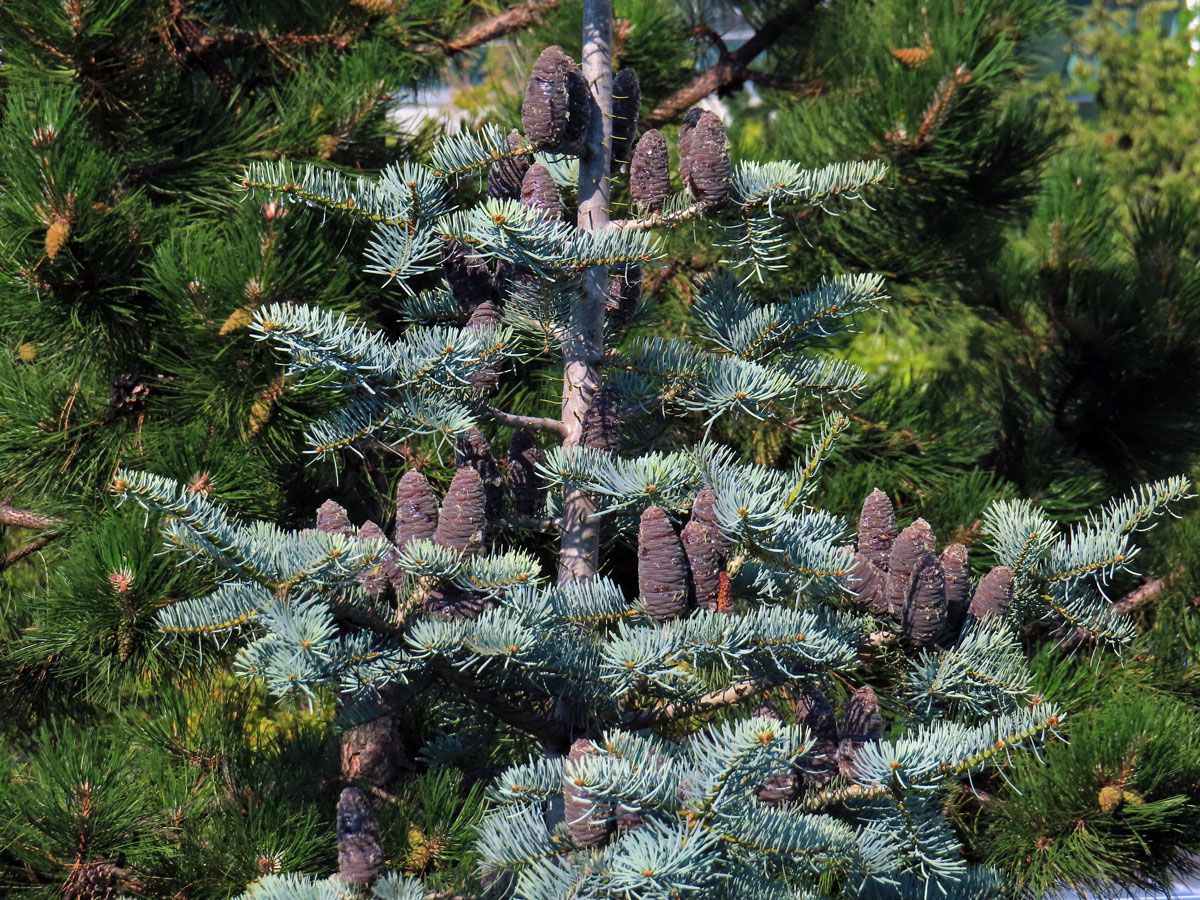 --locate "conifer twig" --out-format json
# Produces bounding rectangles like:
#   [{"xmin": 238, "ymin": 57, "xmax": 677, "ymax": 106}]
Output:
[
  {"xmin": 618, "ymin": 676, "xmax": 778, "ymax": 728},
  {"xmin": 427, "ymin": 0, "xmax": 563, "ymax": 56},
  {"xmin": 484, "ymin": 407, "xmax": 568, "ymax": 437},
  {"xmin": 0, "ymin": 535, "xmax": 58, "ymax": 572}
]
